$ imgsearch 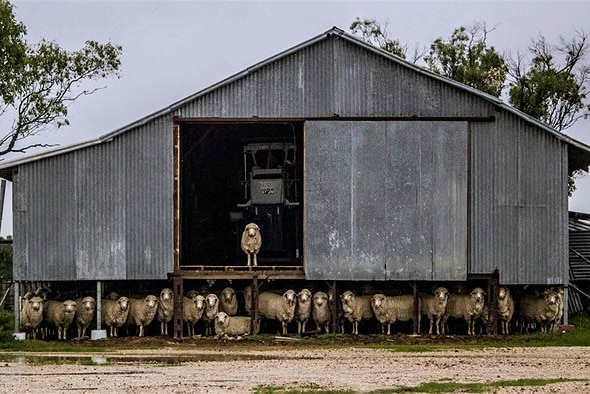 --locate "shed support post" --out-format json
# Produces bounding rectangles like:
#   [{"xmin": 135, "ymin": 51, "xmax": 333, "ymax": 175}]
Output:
[
  {"xmin": 96, "ymin": 281, "xmax": 103, "ymax": 330},
  {"xmin": 252, "ymin": 276, "xmax": 260, "ymax": 335},
  {"xmin": 412, "ymin": 281, "xmax": 419, "ymax": 335},
  {"xmin": 173, "ymin": 276, "xmax": 184, "ymax": 339},
  {"xmin": 563, "ymin": 284, "xmax": 569, "ymax": 326},
  {"xmin": 330, "ymin": 280, "xmax": 338, "ymax": 334},
  {"xmin": 14, "ymin": 281, "xmax": 20, "ymax": 333},
  {"xmin": 487, "ymin": 270, "xmax": 499, "ymax": 336}
]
